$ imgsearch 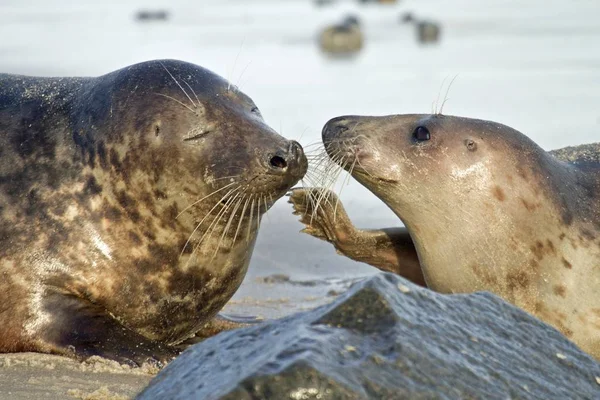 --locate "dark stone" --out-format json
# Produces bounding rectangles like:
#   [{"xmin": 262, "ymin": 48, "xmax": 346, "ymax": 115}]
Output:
[{"xmin": 137, "ymin": 273, "xmax": 600, "ymax": 399}]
